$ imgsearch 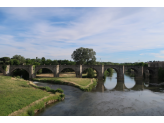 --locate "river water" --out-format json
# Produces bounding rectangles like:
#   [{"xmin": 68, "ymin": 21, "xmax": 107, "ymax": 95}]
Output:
[{"xmin": 34, "ymin": 72, "xmax": 164, "ymax": 116}]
